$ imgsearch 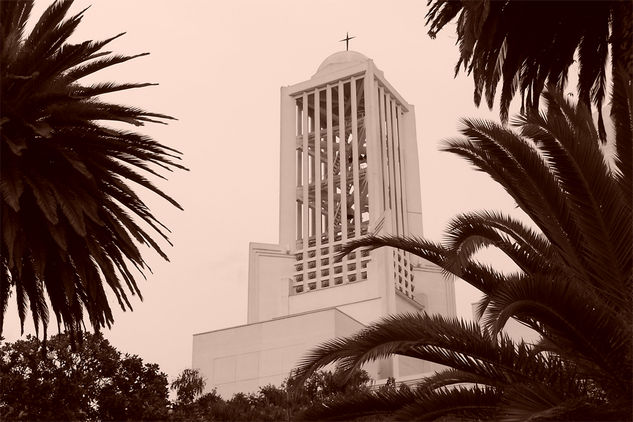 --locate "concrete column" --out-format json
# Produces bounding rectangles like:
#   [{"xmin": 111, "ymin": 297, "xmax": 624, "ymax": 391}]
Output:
[
  {"xmin": 351, "ymin": 77, "xmax": 361, "ymax": 240},
  {"xmin": 364, "ymin": 64, "xmax": 383, "ymax": 227},
  {"xmin": 390, "ymin": 100, "xmax": 404, "ymax": 236},
  {"xmin": 396, "ymin": 105, "xmax": 409, "ymax": 235},
  {"xmin": 350, "ymin": 77, "xmax": 361, "ymax": 277},
  {"xmin": 378, "ymin": 86, "xmax": 389, "ymax": 213},
  {"xmin": 279, "ymin": 87, "xmax": 297, "ymax": 250},
  {"xmin": 338, "ymin": 81, "xmax": 348, "ymax": 280},
  {"xmin": 399, "ymin": 105, "xmax": 424, "ymax": 238},
  {"xmin": 302, "ymin": 92, "xmax": 309, "ymax": 286},
  {"xmin": 385, "ymin": 94, "xmax": 398, "ymax": 235},
  {"xmin": 326, "ymin": 85, "xmax": 334, "ymax": 283},
  {"xmin": 314, "ymin": 89, "xmax": 322, "ymax": 287}
]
